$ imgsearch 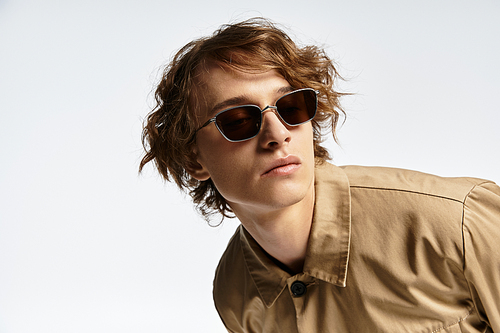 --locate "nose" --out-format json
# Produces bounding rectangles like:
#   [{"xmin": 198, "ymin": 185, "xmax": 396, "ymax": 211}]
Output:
[{"xmin": 258, "ymin": 107, "xmax": 291, "ymax": 149}]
